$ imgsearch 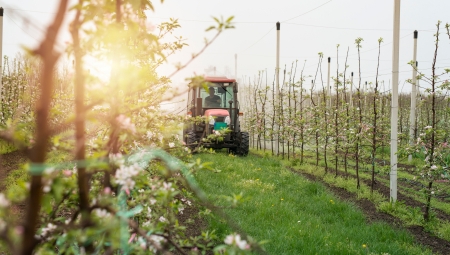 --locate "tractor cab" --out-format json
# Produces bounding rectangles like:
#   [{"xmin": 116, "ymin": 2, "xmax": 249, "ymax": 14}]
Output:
[
  {"xmin": 184, "ymin": 77, "xmax": 249, "ymax": 155},
  {"xmin": 200, "ymin": 84, "xmax": 234, "ymax": 109}
]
